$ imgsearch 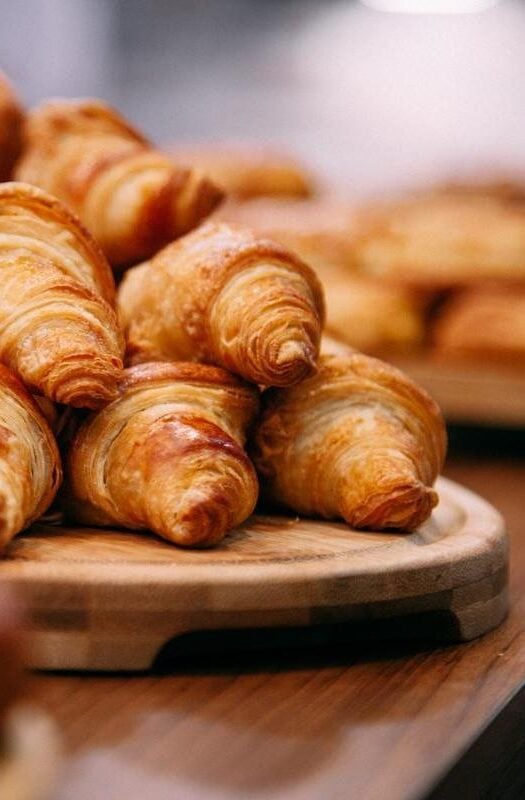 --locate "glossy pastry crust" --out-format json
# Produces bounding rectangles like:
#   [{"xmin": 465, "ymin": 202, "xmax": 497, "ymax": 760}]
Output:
[
  {"xmin": 118, "ymin": 222, "xmax": 325, "ymax": 387},
  {"xmin": 432, "ymin": 285, "xmax": 525, "ymax": 364},
  {"xmin": 252, "ymin": 353, "xmax": 446, "ymax": 531},
  {"xmin": 167, "ymin": 143, "xmax": 313, "ymax": 199},
  {"xmin": 0, "ymin": 364, "xmax": 62, "ymax": 549},
  {"xmin": 0, "ymin": 73, "xmax": 23, "ymax": 181},
  {"xmin": 64, "ymin": 362, "xmax": 260, "ymax": 547},
  {"xmin": 351, "ymin": 193, "xmax": 525, "ymax": 287},
  {"xmin": 0, "ymin": 182, "xmax": 124, "ymax": 408},
  {"xmin": 16, "ymin": 99, "xmax": 224, "ymax": 268}
]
